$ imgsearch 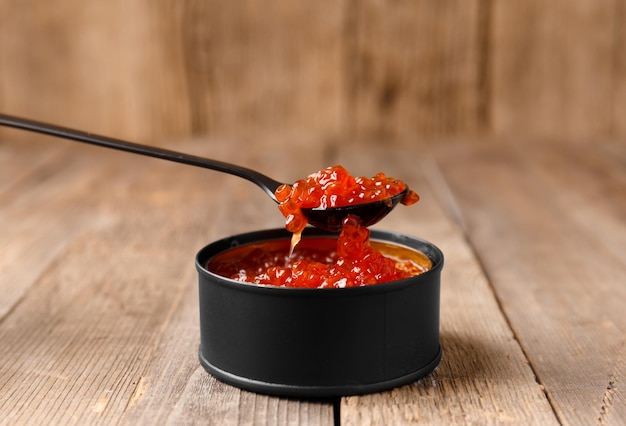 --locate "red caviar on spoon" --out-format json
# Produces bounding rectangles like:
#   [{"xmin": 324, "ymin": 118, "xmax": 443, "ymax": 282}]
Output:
[{"xmin": 275, "ymin": 165, "xmax": 419, "ymax": 249}]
